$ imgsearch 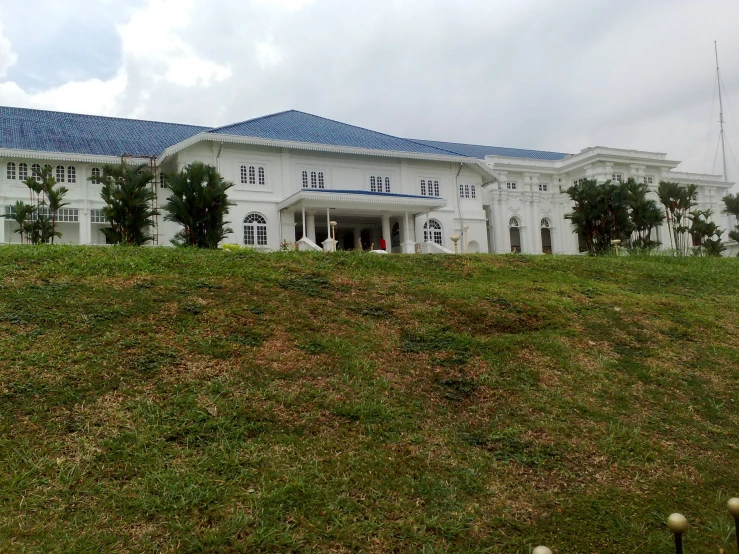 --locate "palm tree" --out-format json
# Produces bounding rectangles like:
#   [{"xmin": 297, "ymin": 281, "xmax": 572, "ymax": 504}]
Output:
[
  {"xmin": 4, "ymin": 201, "xmax": 36, "ymax": 244},
  {"xmin": 47, "ymin": 184, "xmax": 69, "ymax": 244},
  {"xmin": 625, "ymin": 179, "xmax": 664, "ymax": 249},
  {"xmin": 96, "ymin": 163, "xmax": 158, "ymax": 245},
  {"xmin": 163, "ymin": 162, "xmax": 234, "ymax": 248}
]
